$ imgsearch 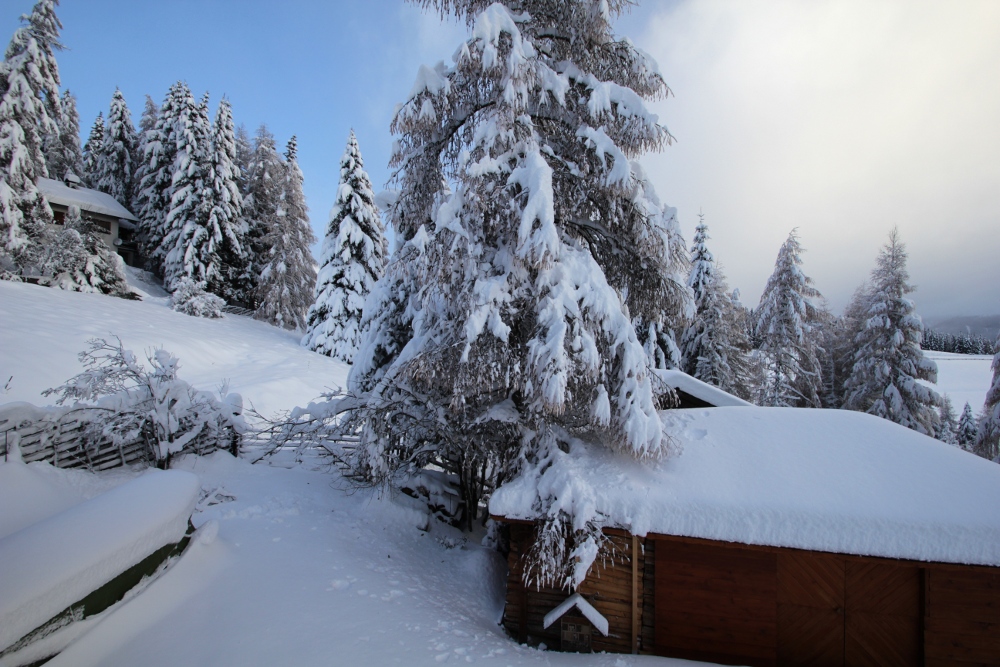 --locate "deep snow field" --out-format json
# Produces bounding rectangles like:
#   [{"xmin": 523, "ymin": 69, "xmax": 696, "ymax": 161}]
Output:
[
  {"xmin": 0, "ymin": 278, "xmax": 707, "ymax": 666},
  {"xmin": 0, "ymin": 278, "xmax": 994, "ymax": 666}
]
